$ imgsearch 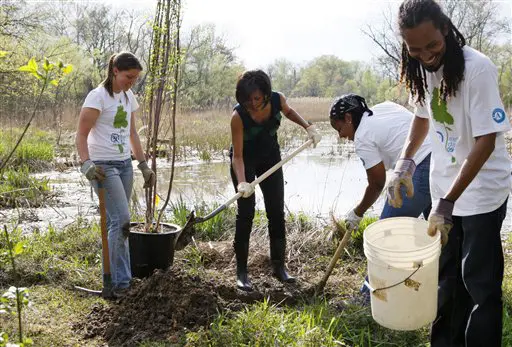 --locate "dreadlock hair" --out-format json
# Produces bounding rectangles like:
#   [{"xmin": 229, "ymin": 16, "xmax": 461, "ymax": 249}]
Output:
[
  {"xmin": 398, "ymin": 0, "xmax": 466, "ymax": 105},
  {"xmin": 235, "ymin": 70, "xmax": 272, "ymax": 109},
  {"xmin": 102, "ymin": 52, "xmax": 143, "ymax": 98}
]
